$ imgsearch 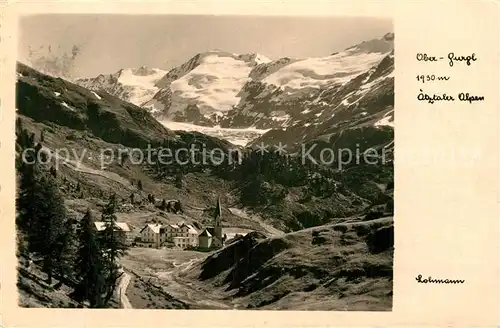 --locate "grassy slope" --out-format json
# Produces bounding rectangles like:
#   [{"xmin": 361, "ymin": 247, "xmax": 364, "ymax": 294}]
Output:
[
  {"xmin": 17, "ymin": 62, "xmax": 178, "ymax": 148},
  {"xmin": 17, "ymin": 254, "xmax": 120, "ymax": 308},
  {"xmin": 181, "ymin": 217, "xmax": 393, "ymax": 310}
]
